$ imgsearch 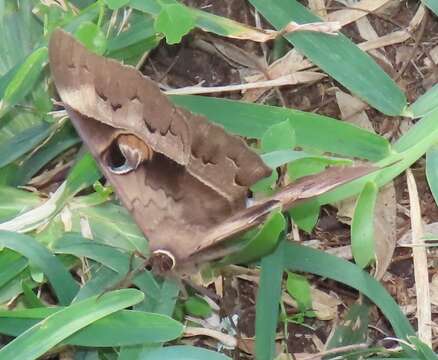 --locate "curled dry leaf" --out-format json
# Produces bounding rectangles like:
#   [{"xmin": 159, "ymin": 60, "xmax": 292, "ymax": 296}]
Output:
[
  {"xmin": 216, "ymin": 20, "xmax": 340, "ymax": 43},
  {"xmin": 184, "ymin": 326, "xmax": 237, "ymax": 348},
  {"xmin": 243, "ymin": 49, "xmax": 317, "ymax": 102}
]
